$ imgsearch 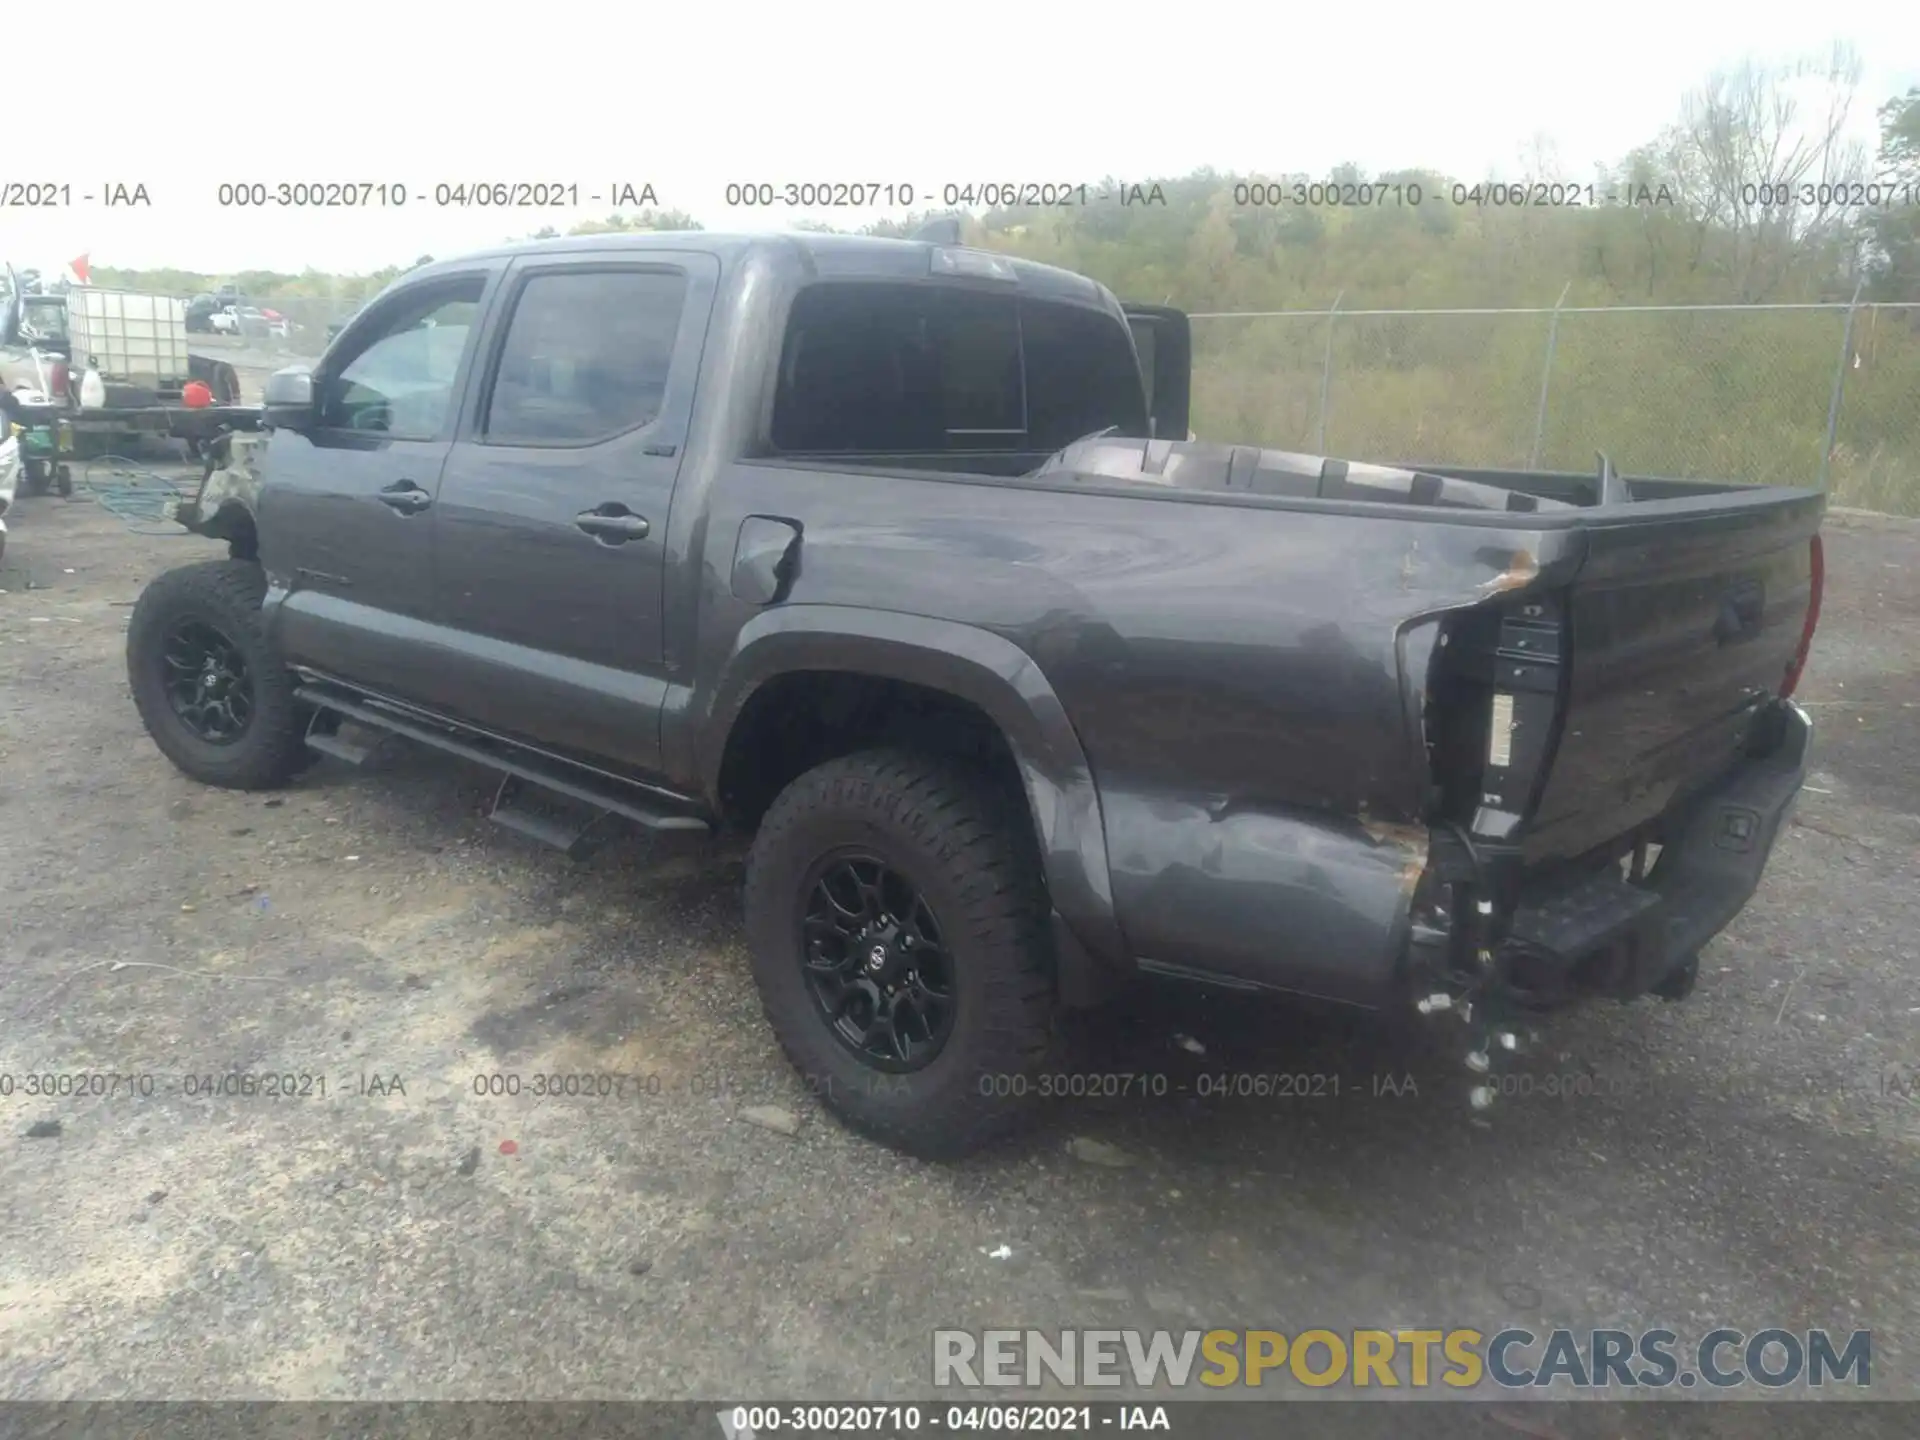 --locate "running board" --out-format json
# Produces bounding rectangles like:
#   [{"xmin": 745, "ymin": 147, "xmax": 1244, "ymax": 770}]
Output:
[
  {"xmin": 488, "ymin": 775, "xmax": 609, "ymax": 860},
  {"xmin": 304, "ymin": 708, "xmax": 376, "ymax": 766},
  {"xmin": 291, "ymin": 684, "xmax": 711, "ymax": 841}
]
